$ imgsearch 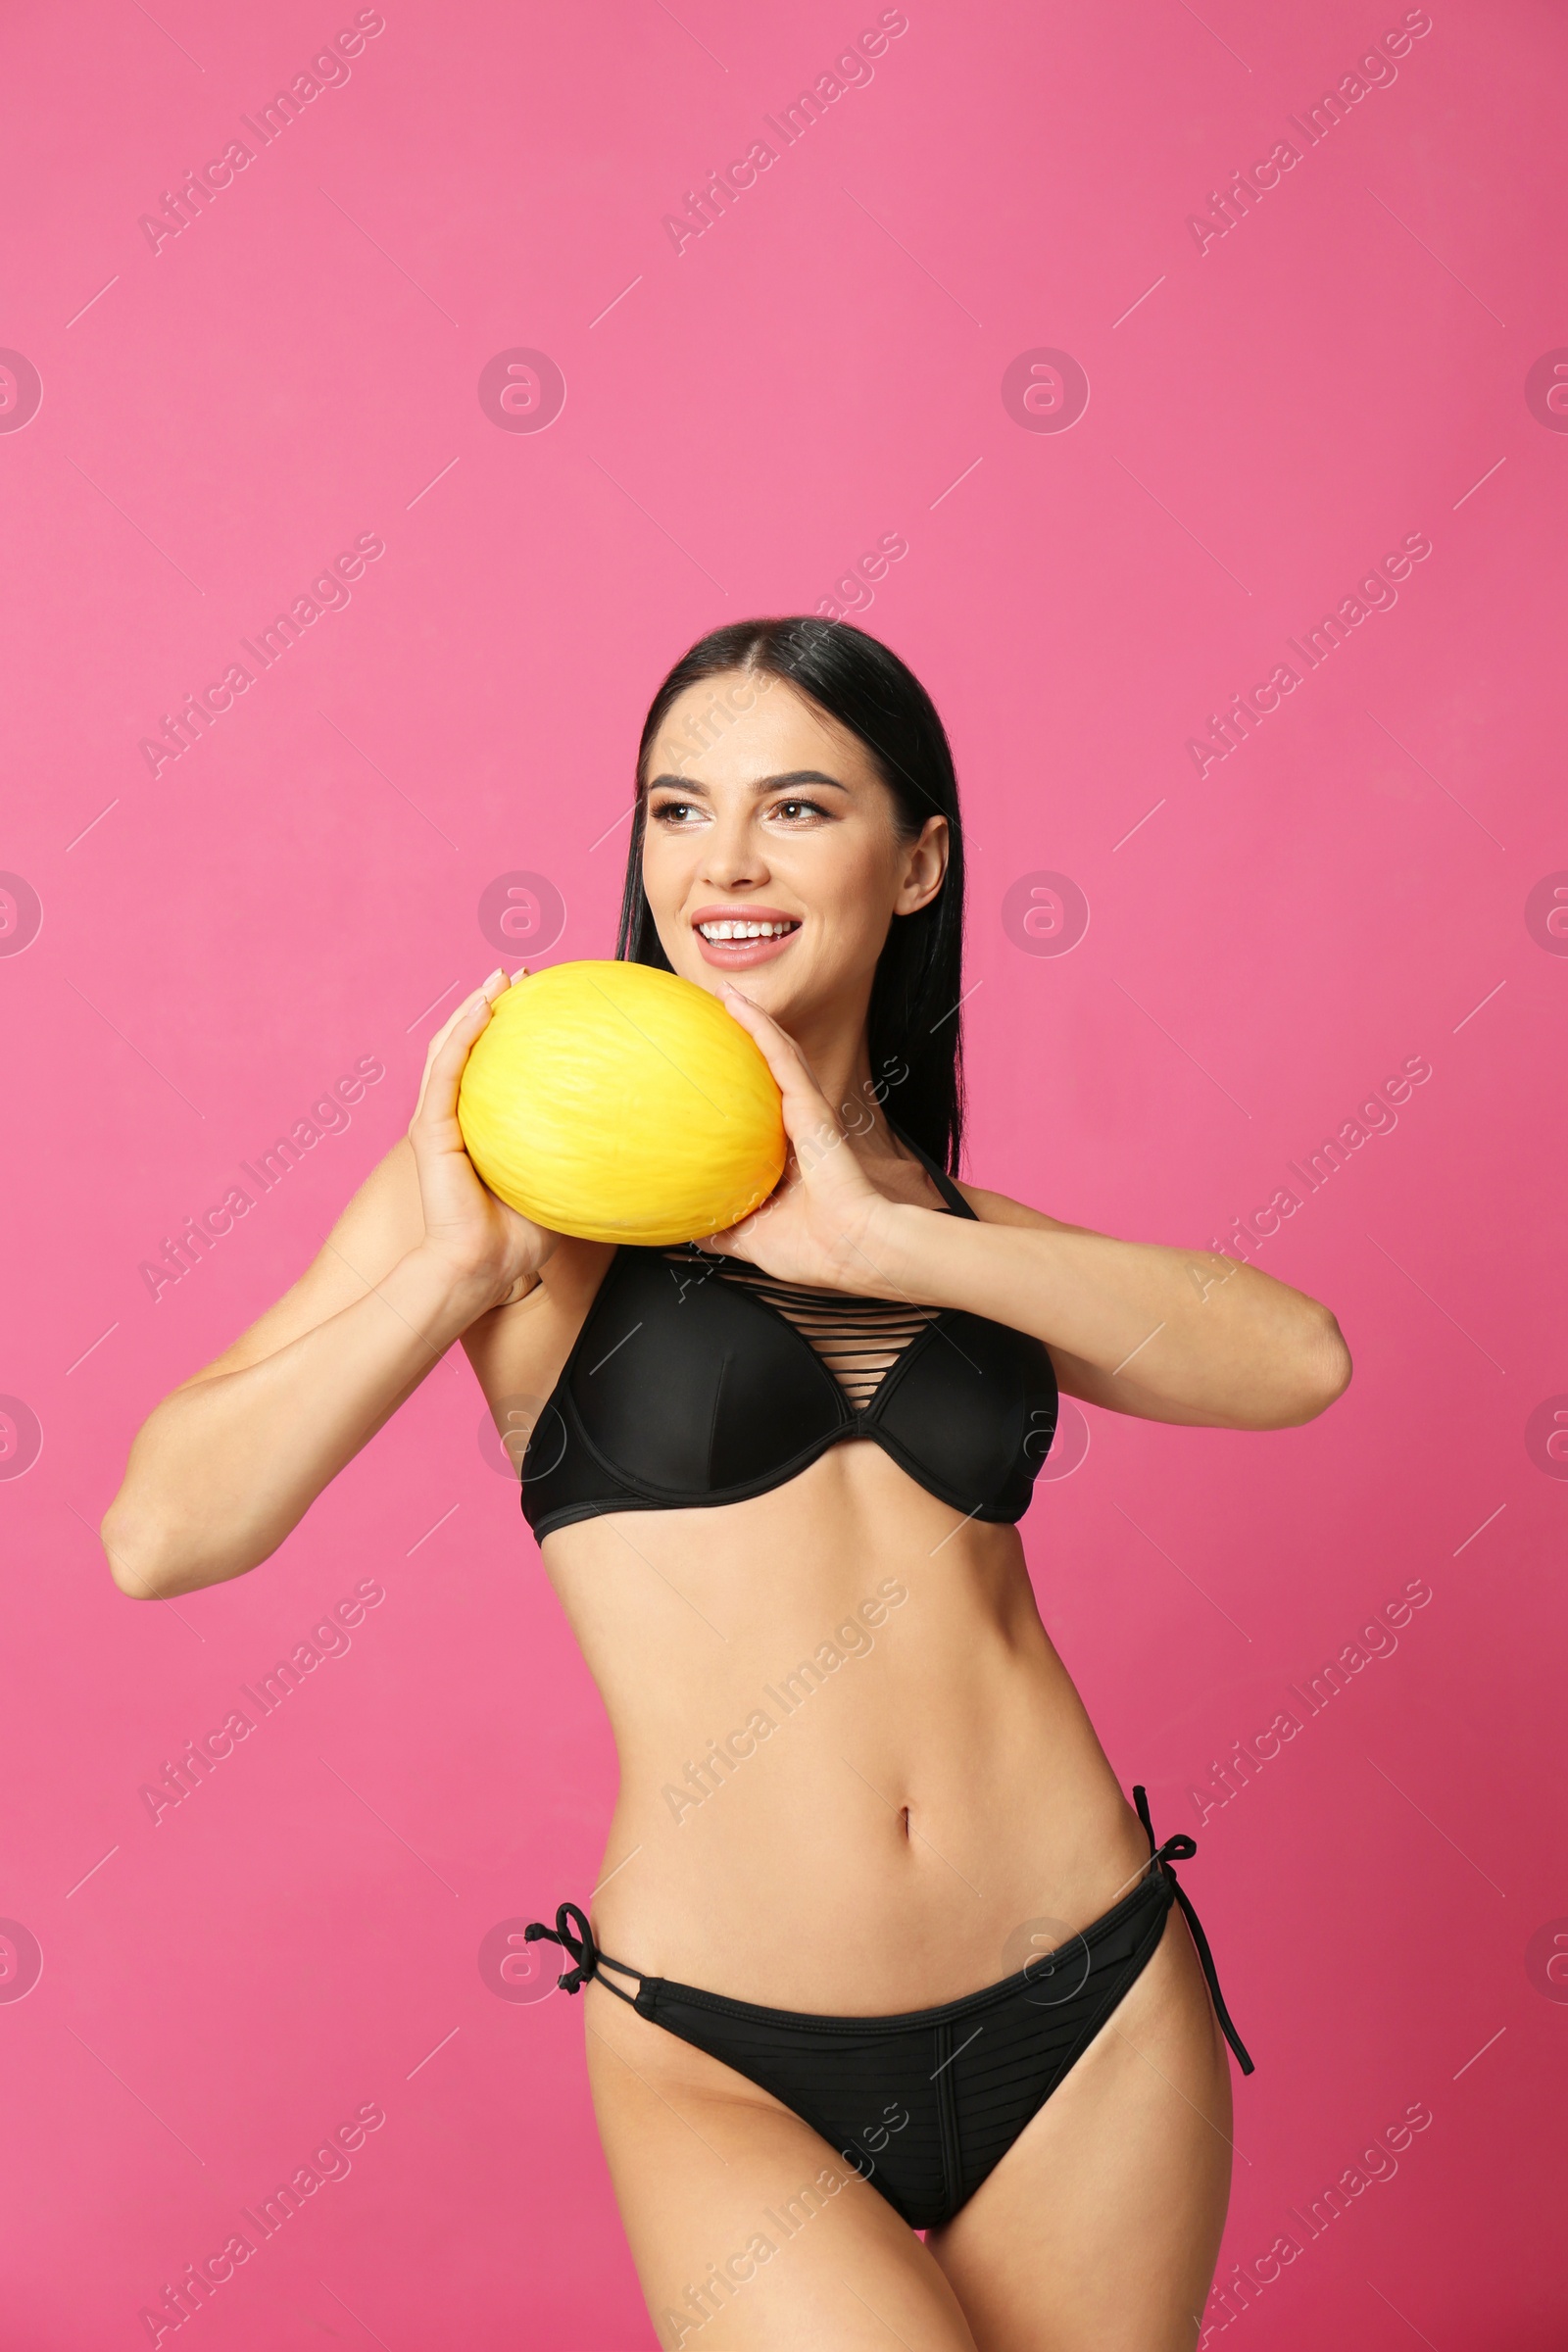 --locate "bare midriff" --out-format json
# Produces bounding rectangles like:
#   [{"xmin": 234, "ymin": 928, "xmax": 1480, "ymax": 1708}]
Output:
[{"xmin": 541, "ymin": 1438, "xmax": 1155, "ymax": 2015}]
